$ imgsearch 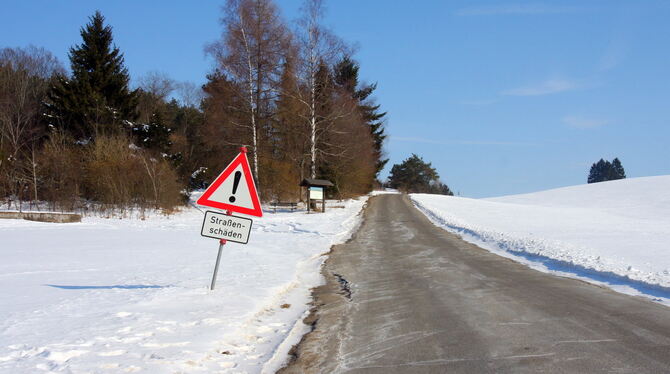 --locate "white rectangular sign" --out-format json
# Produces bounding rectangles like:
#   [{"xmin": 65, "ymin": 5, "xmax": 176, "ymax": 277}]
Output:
[
  {"xmin": 201, "ymin": 211, "xmax": 252, "ymax": 244},
  {"xmin": 309, "ymin": 187, "xmax": 323, "ymax": 200}
]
